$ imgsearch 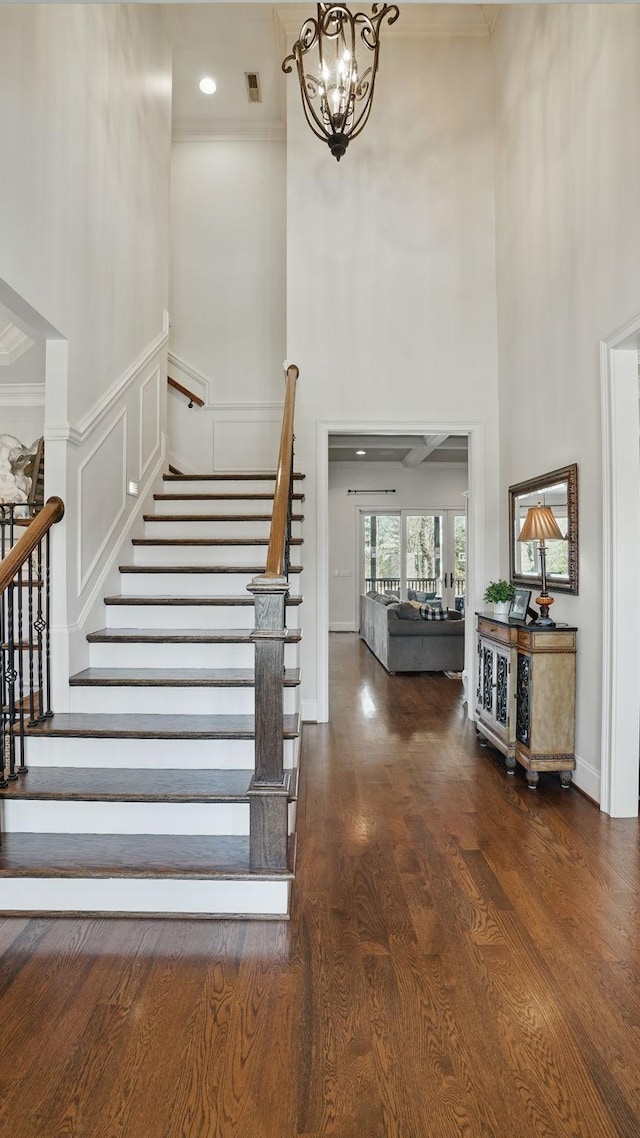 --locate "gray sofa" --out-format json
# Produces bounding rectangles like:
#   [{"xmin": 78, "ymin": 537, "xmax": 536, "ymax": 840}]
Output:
[{"xmin": 359, "ymin": 593, "xmax": 465, "ymax": 674}]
